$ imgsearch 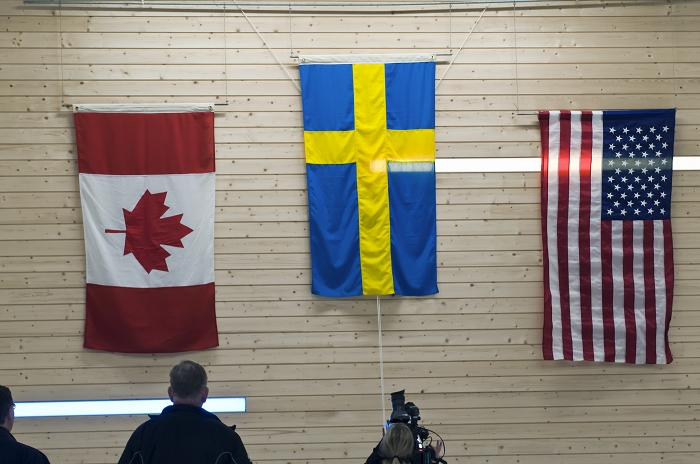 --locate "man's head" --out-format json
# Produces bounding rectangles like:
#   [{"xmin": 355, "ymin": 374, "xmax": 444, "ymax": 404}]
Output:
[
  {"xmin": 167, "ymin": 360, "xmax": 209, "ymax": 407},
  {"xmin": 0, "ymin": 385, "xmax": 15, "ymax": 432}
]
